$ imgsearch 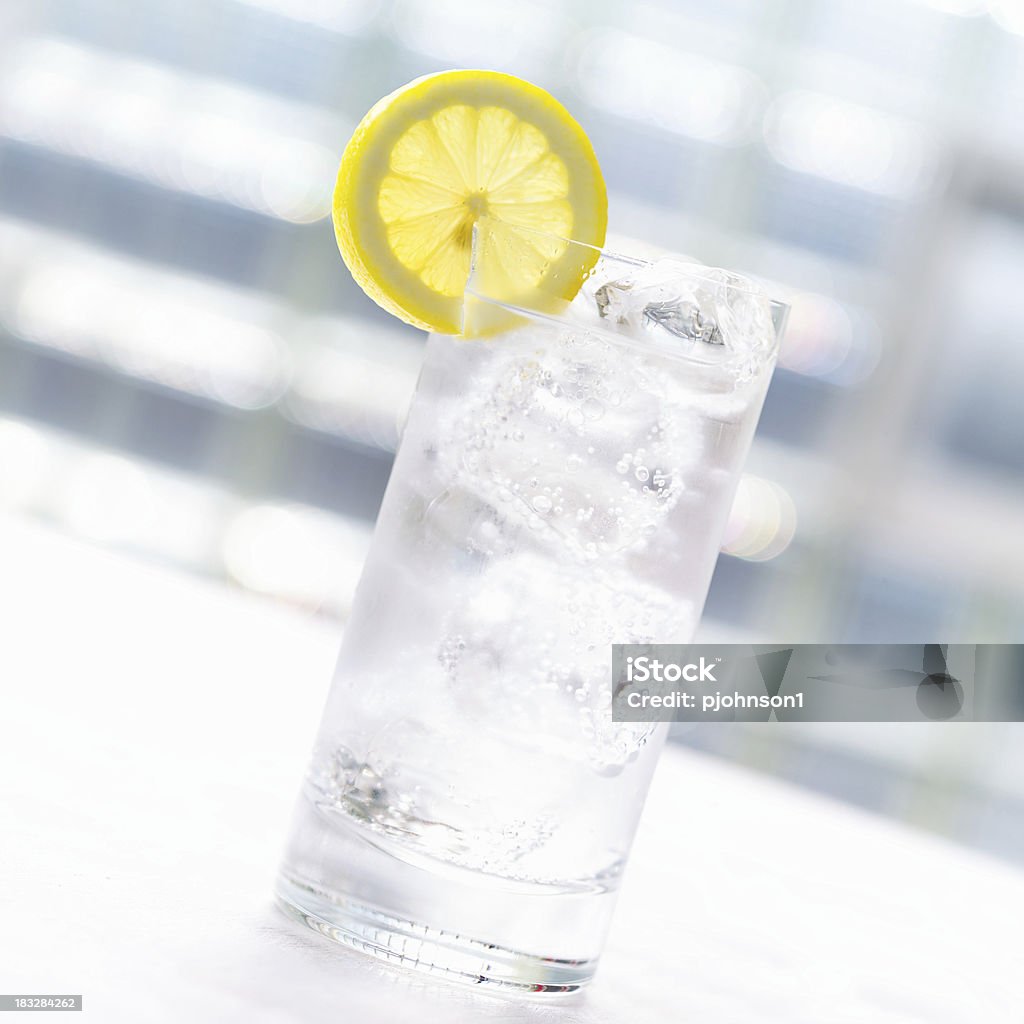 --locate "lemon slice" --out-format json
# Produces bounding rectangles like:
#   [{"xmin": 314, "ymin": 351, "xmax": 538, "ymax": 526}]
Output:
[{"xmin": 333, "ymin": 70, "xmax": 607, "ymax": 334}]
